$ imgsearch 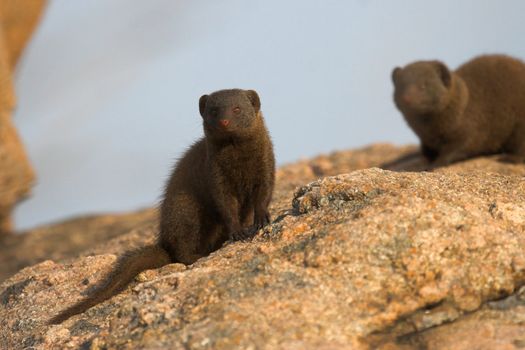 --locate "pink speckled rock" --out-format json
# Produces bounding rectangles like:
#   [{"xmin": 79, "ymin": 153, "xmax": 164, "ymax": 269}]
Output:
[{"xmin": 1, "ymin": 144, "xmax": 525, "ymax": 349}]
